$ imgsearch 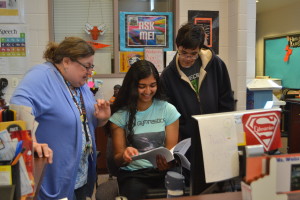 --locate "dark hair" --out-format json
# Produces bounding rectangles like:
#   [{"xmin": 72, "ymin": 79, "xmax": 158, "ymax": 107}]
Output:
[
  {"xmin": 43, "ymin": 37, "xmax": 95, "ymax": 64},
  {"xmin": 175, "ymin": 22, "xmax": 206, "ymax": 49},
  {"xmin": 113, "ymin": 84, "xmax": 121, "ymax": 90},
  {"xmin": 111, "ymin": 60, "xmax": 166, "ymax": 144}
]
